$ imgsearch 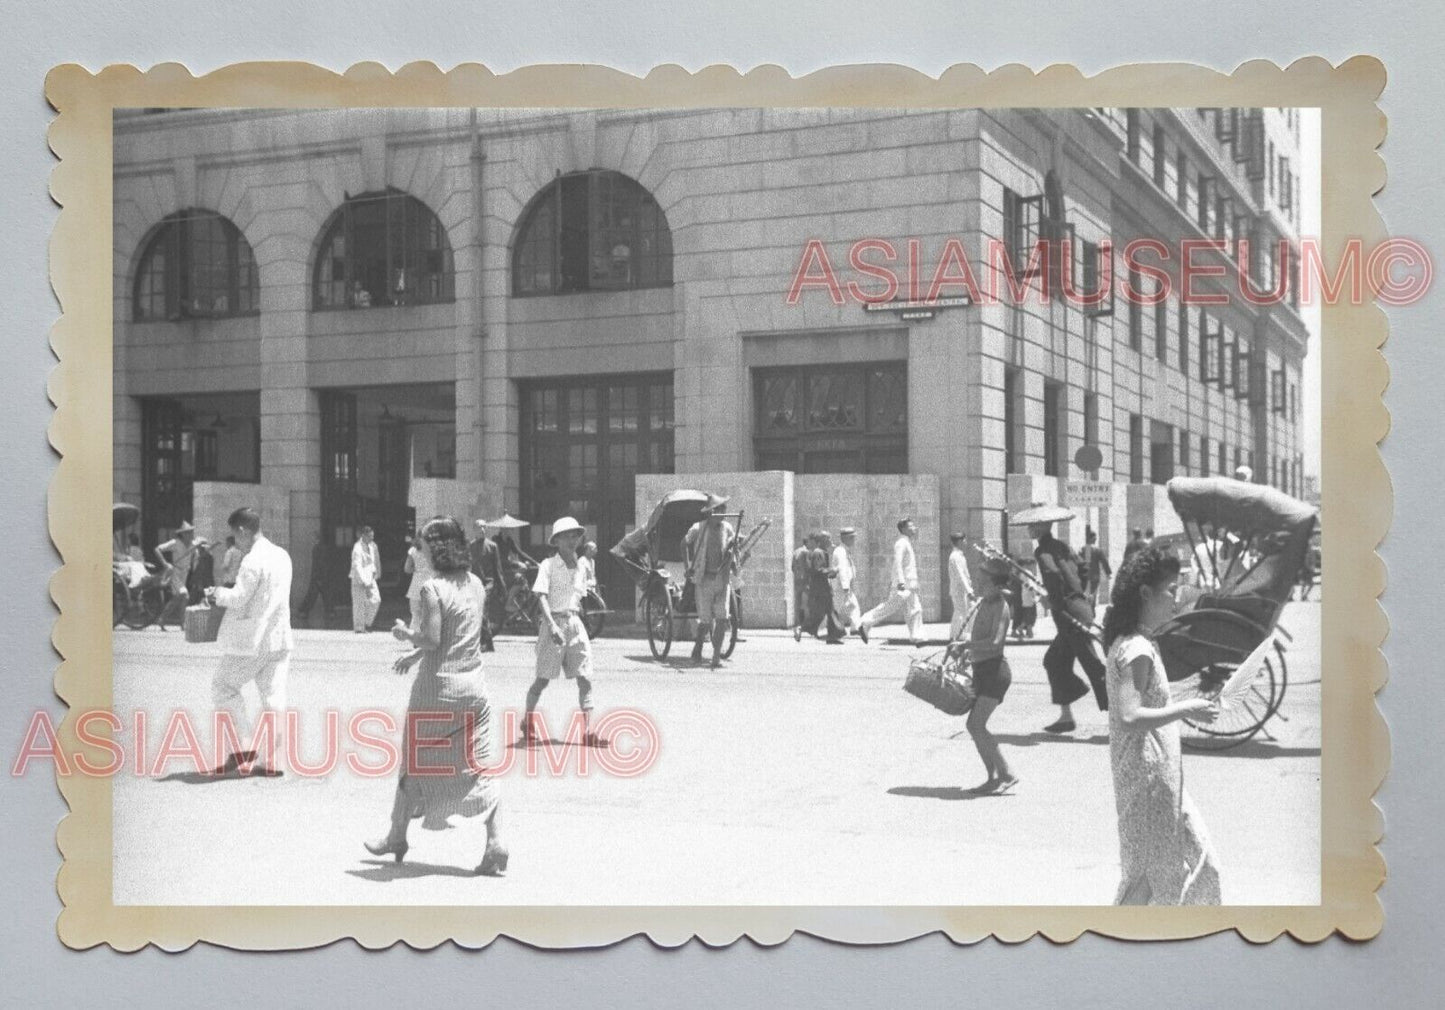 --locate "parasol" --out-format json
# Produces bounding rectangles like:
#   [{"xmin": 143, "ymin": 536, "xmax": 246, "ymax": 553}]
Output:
[
  {"xmin": 112, "ymin": 502, "xmax": 141, "ymax": 532},
  {"xmin": 483, "ymin": 512, "xmax": 530, "ymax": 530},
  {"xmin": 1007, "ymin": 502, "xmax": 1075, "ymax": 527}
]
